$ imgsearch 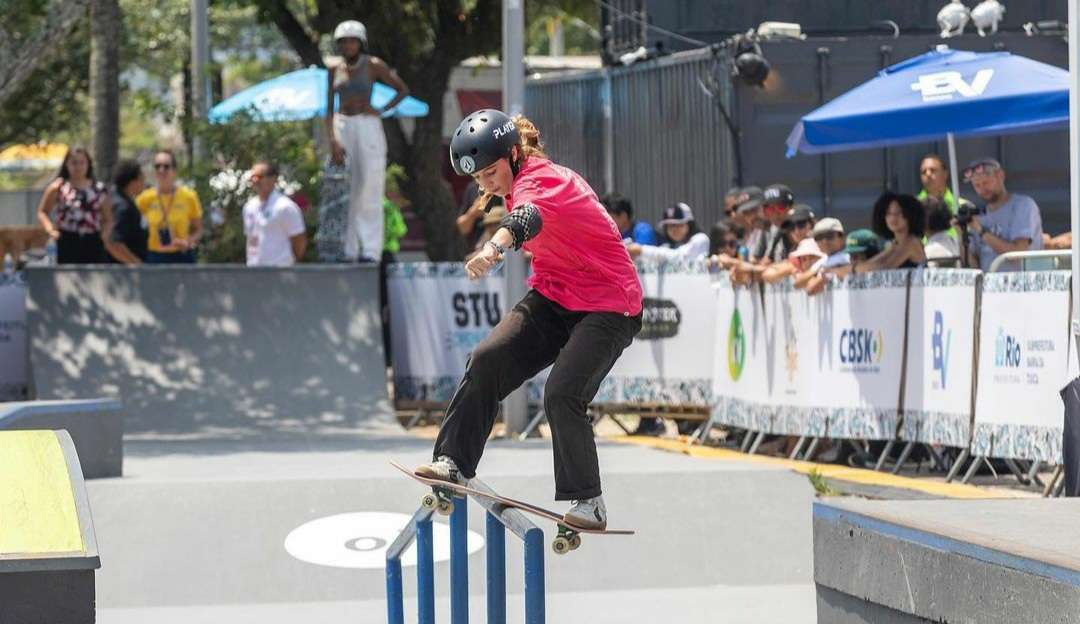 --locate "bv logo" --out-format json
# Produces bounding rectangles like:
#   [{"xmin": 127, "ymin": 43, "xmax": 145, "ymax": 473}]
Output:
[
  {"xmin": 728, "ymin": 309, "xmax": 746, "ymax": 381},
  {"xmin": 911, "ymin": 69, "xmax": 993, "ymax": 102},
  {"xmin": 994, "ymin": 328, "xmax": 1022, "ymax": 368},
  {"xmin": 839, "ymin": 329, "xmax": 884, "ymax": 366},
  {"xmin": 931, "ymin": 311, "xmax": 951, "ymax": 389}
]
